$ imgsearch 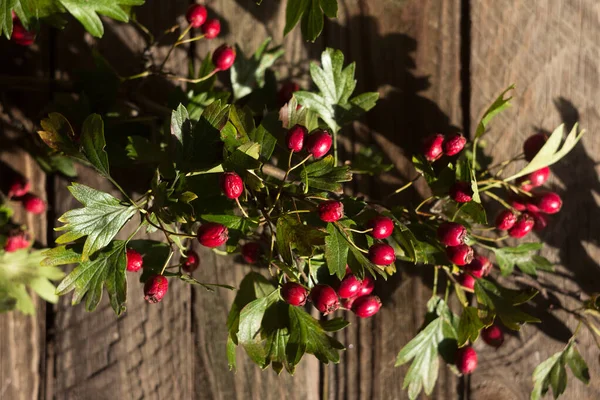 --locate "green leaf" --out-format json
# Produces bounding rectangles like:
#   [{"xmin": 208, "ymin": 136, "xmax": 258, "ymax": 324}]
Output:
[
  {"xmin": 296, "ymin": 48, "xmax": 378, "ymax": 133},
  {"xmin": 351, "ymin": 147, "xmax": 393, "ymax": 175},
  {"xmin": 58, "ymin": 0, "xmax": 145, "ymax": 38},
  {"xmin": 457, "ymin": 306, "xmax": 485, "ymax": 346},
  {"xmin": 565, "ymin": 344, "xmax": 590, "ymax": 385},
  {"xmin": 474, "ymin": 85, "xmax": 514, "ymax": 139},
  {"xmin": 276, "ymin": 215, "xmax": 327, "ymax": 265},
  {"xmin": 301, "ymin": 0, "xmax": 323, "ymax": 42},
  {"xmin": 301, "ymin": 155, "xmax": 352, "ymax": 192},
  {"xmin": 531, "ymin": 342, "xmax": 588, "ymax": 400},
  {"xmin": 492, "ymin": 243, "xmax": 553, "ymax": 276},
  {"xmin": 81, "ymin": 114, "xmax": 110, "ymax": 177},
  {"xmin": 55, "ymin": 183, "xmax": 137, "ymax": 260},
  {"xmin": 474, "ymin": 279, "xmax": 540, "ymax": 330},
  {"xmin": 505, "ymin": 123, "xmax": 585, "ymax": 181},
  {"xmin": 324, "ymin": 223, "xmax": 349, "ymax": 279},
  {"xmin": 453, "ymin": 201, "xmax": 487, "ymax": 225},
  {"xmin": 320, "ymin": 317, "xmax": 349, "ymax": 332},
  {"xmin": 37, "ymin": 113, "xmax": 81, "ymax": 156},
  {"xmin": 55, "ymin": 240, "xmax": 128, "ymax": 315},
  {"xmin": 320, "ymin": 0, "xmax": 338, "ymax": 18},
  {"xmin": 0, "ymin": 0, "xmax": 17, "ymax": 39},
  {"xmin": 284, "ymin": 0, "xmax": 309, "ymax": 36},
  {"xmin": 231, "ymin": 38, "xmax": 284, "ymax": 100},
  {"xmin": 249, "ymin": 112, "xmax": 279, "ymax": 162}
]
